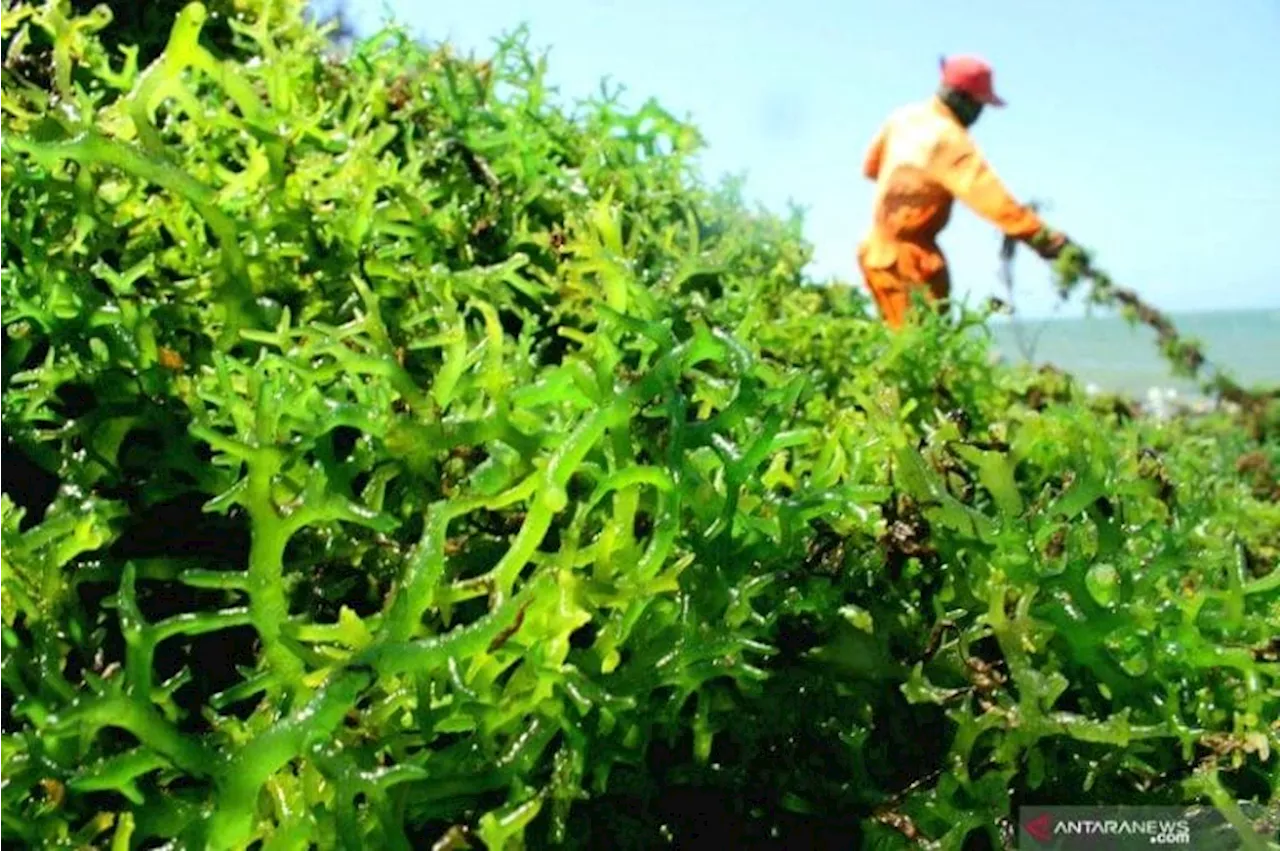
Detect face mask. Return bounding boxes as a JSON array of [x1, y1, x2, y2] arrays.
[[956, 99, 984, 127], [940, 88, 984, 127]]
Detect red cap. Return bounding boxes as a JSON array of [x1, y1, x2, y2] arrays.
[[939, 55, 1005, 107]]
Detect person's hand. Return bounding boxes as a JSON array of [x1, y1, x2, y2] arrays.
[[1028, 228, 1069, 260]]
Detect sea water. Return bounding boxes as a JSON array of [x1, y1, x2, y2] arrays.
[[983, 308, 1280, 400]]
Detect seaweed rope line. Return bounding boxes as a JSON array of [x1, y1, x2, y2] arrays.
[[999, 221, 1270, 416]]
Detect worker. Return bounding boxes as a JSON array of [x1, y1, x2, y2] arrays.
[[858, 55, 1070, 329]]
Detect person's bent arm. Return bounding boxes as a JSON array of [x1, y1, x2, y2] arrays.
[[932, 132, 1043, 239]]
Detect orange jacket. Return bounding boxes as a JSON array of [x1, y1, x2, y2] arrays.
[[859, 96, 1044, 280]]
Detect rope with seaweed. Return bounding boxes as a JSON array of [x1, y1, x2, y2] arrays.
[[999, 224, 1278, 429]]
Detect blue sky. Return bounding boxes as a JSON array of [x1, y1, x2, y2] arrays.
[[340, 0, 1280, 319]]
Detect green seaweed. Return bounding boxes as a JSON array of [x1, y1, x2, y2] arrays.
[[2, 2, 1278, 849]]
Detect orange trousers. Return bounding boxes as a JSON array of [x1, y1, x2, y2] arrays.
[[857, 242, 951, 330]]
